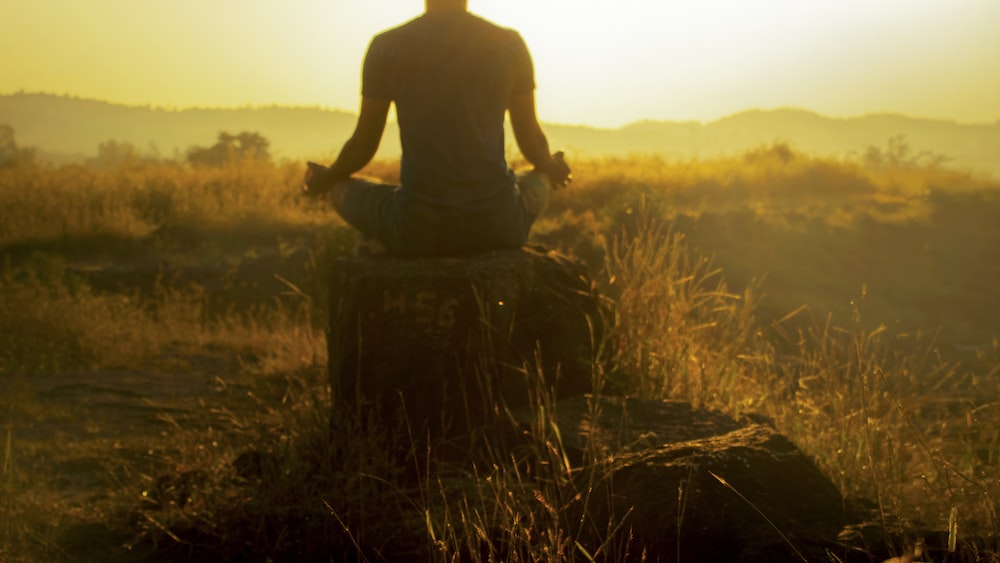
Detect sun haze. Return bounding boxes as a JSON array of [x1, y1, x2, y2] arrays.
[[1, 0, 997, 126]]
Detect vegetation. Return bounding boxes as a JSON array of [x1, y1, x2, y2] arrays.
[[5, 93, 1000, 176], [187, 132, 272, 168], [0, 124, 38, 169], [1, 136, 998, 561]]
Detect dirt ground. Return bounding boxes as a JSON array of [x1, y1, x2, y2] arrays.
[[3, 344, 301, 560]]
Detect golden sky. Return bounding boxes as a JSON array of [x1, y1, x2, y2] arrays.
[[2, 0, 998, 127]]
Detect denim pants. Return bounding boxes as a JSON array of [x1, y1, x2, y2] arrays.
[[333, 171, 552, 258]]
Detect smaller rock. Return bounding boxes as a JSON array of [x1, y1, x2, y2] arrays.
[[531, 395, 850, 562]]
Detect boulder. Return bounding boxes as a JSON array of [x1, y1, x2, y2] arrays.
[[327, 247, 606, 438], [540, 395, 852, 562]]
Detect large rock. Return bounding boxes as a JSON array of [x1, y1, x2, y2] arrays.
[[538, 396, 852, 562], [328, 247, 605, 438]]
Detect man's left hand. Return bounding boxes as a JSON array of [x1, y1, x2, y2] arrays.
[[547, 151, 573, 189], [301, 161, 331, 196]]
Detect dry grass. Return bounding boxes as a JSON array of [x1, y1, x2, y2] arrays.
[[1, 145, 999, 560], [606, 204, 1000, 540], [0, 159, 327, 246]]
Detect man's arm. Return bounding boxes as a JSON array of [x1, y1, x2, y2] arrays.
[[321, 96, 392, 187], [509, 92, 571, 187]]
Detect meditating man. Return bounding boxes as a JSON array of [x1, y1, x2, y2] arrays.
[[303, 0, 571, 257]]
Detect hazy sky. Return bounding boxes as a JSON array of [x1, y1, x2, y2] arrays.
[[2, 0, 998, 127]]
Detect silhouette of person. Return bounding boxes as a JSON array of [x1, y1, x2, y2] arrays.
[[304, 0, 571, 257]]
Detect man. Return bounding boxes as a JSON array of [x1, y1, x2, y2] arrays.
[[304, 0, 571, 257]]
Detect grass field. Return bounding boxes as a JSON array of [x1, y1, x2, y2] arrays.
[[1, 143, 998, 561]]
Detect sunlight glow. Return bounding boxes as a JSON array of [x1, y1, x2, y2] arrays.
[[1, 0, 997, 126], [473, 0, 1000, 124]]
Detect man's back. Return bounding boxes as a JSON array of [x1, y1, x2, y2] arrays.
[[309, 1, 569, 258], [363, 13, 535, 211]]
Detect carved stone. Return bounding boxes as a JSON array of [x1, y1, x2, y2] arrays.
[[328, 247, 605, 438]]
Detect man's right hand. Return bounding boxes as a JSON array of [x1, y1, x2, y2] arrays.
[[545, 151, 573, 189]]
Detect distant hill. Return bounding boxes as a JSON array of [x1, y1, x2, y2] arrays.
[[2, 93, 998, 176], [545, 109, 1000, 176], [0, 93, 366, 163]]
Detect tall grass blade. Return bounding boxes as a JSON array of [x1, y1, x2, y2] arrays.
[[2, 427, 10, 477], [947, 506, 958, 553], [575, 540, 597, 562], [709, 471, 809, 563]]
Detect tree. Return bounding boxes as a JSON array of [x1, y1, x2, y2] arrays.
[[88, 140, 140, 170], [187, 131, 271, 167], [0, 124, 38, 168], [0, 125, 18, 167], [862, 135, 949, 170]]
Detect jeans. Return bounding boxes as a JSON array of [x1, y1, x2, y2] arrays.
[[333, 171, 552, 258]]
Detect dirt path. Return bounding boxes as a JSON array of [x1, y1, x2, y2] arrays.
[[3, 350, 296, 538]]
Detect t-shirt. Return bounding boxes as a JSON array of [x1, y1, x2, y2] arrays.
[[362, 12, 535, 212]]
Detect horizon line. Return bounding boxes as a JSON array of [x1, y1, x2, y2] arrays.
[[3, 90, 998, 129]]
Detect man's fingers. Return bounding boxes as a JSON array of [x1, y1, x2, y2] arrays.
[[557, 155, 572, 188]]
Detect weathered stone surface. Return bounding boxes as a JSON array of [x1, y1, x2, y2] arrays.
[[541, 395, 851, 562], [328, 247, 605, 436], [520, 394, 753, 462]]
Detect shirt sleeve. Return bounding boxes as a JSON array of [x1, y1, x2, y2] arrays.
[[510, 31, 535, 96], [361, 35, 392, 100]]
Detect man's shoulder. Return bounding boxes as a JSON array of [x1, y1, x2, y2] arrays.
[[466, 13, 525, 44], [371, 16, 418, 44], [375, 13, 522, 44], [467, 13, 518, 32]]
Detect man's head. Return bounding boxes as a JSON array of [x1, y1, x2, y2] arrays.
[[425, 0, 467, 12]]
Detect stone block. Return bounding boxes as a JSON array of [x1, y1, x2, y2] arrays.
[[328, 247, 605, 437]]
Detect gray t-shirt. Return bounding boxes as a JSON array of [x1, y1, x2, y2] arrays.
[[362, 12, 535, 212]]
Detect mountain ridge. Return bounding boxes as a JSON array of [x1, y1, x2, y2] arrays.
[[2, 93, 997, 175]]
